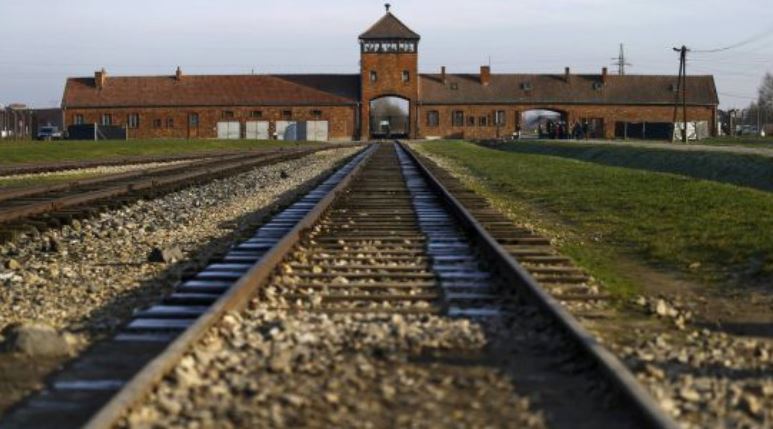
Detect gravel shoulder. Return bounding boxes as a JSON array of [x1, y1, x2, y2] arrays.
[[0, 146, 361, 415], [414, 146, 773, 429]]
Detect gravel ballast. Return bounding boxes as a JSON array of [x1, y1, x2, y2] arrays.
[[125, 308, 551, 429], [0, 146, 361, 412], [416, 146, 773, 429]]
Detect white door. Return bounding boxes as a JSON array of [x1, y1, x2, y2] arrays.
[[217, 121, 240, 139], [275, 121, 298, 141], [307, 120, 329, 142], [245, 121, 269, 139]]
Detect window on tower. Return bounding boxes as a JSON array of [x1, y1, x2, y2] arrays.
[[370, 71, 378, 82], [402, 70, 410, 82]]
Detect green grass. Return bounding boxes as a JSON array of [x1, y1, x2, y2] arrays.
[[700, 136, 773, 149], [416, 140, 773, 297], [0, 139, 322, 165], [482, 141, 773, 192]]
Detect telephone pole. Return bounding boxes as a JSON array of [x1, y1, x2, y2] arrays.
[[672, 45, 690, 143], [611, 44, 632, 76]]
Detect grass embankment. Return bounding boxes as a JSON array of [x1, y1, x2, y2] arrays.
[[700, 136, 773, 150], [416, 141, 773, 297], [0, 139, 321, 165], [485, 141, 773, 192]]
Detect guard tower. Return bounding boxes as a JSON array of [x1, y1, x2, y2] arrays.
[[359, 4, 420, 140]]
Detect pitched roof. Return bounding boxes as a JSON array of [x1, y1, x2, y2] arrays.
[[62, 74, 360, 108], [420, 73, 719, 106], [359, 12, 420, 40]]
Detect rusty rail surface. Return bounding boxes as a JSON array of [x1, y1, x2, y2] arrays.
[[0, 144, 359, 228], [0, 148, 303, 177]]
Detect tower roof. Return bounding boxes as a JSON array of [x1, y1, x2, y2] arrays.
[[359, 7, 420, 40]]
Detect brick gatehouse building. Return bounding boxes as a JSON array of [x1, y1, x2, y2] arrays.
[[61, 6, 719, 141]]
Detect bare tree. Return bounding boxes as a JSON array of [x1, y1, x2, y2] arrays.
[[758, 72, 773, 109]]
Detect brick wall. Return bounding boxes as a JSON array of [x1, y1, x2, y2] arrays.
[[63, 105, 358, 140], [360, 52, 419, 139], [417, 103, 716, 140]]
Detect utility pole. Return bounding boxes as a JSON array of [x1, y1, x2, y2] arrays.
[[611, 44, 632, 76], [673, 45, 690, 143]]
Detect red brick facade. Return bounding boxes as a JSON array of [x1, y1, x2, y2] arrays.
[[64, 105, 357, 140], [360, 51, 419, 139], [417, 104, 717, 140], [61, 8, 719, 141]]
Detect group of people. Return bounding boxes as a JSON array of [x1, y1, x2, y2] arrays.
[[538, 120, 591, 140]]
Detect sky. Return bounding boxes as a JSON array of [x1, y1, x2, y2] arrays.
[[1, 0, 772, 109]]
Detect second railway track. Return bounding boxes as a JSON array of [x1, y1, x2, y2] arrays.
[[0, 145, 355, 240], [0, 142, 677, 429]]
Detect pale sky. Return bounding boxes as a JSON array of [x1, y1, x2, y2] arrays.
[[1, 0, 771, 109]]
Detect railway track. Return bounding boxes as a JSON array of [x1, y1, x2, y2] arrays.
[[0, 145, 355, 241], [0, 149, 284, 177], [0, 142, 677, 428]]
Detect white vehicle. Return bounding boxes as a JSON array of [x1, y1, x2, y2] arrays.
[[37, 125, 63, 140]]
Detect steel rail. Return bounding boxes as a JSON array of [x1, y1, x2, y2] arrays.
[[0, 152, 265, 202], [399, 142, 679, 429], [0, 144, 358, 226], [0, 148, 292, 177], [80, 144, 377, 429]]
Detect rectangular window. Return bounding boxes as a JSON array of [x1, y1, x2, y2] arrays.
[[451, 111, 464, 127], [250, 111, 262, 119], [495, 111, 506, 126], [312, 110, 322, 119], [370, 71, 378, 82], [100, 114, 112, 126], [189, 113, 199, 127], [282, 110, 292, 119], [74, 114, 84, 125], [127, 114, 139, 129], [153, 119, 162, 129], [167, 118, 174, 129], [402, 70, 410, 82], [222, 111, 234, 119], [467, 116, 475, 126], [427, 111, 439, 127], [479, 116, 488, 127]]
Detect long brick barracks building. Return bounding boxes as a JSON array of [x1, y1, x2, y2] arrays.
[[61, 7, 719, 141]]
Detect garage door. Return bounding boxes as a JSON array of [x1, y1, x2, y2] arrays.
[[245, 121, 269, 140], [306, 121, 329, 142], [276, 121, 298, 141], [217, 121, 240, 139]]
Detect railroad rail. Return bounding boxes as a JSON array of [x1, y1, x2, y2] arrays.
[[0, 144, 357, 240], [0, 149, 289, 177], [0, 142, 678, 429]]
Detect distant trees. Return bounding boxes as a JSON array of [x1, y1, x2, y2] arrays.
[[758, 72, 773, 110]]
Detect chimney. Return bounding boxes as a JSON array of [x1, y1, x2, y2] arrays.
[[564, 67, 571, 82], [95, 68, 107, 90], [175, 66, 183, 81], [480, 65, 491, 86], [441, 66, 447, 84], [602, 67, 608, 84]]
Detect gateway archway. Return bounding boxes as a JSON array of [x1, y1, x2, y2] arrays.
[[369, 96, 410, 138], [520, 109, 567, 139]]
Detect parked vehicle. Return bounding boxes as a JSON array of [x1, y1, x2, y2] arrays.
[[37, 125, 63, 140]]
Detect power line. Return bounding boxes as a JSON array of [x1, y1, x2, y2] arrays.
[[692, 26, 773, 53]]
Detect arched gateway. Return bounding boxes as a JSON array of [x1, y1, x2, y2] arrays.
[[359, 5, 420, 140]]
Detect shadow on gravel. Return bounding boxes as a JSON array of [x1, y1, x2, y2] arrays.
[[409, 313, 647, 429], [0, 153, 356, 419], [480, 142, 773, 193], [694, 321, 773, 339]]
